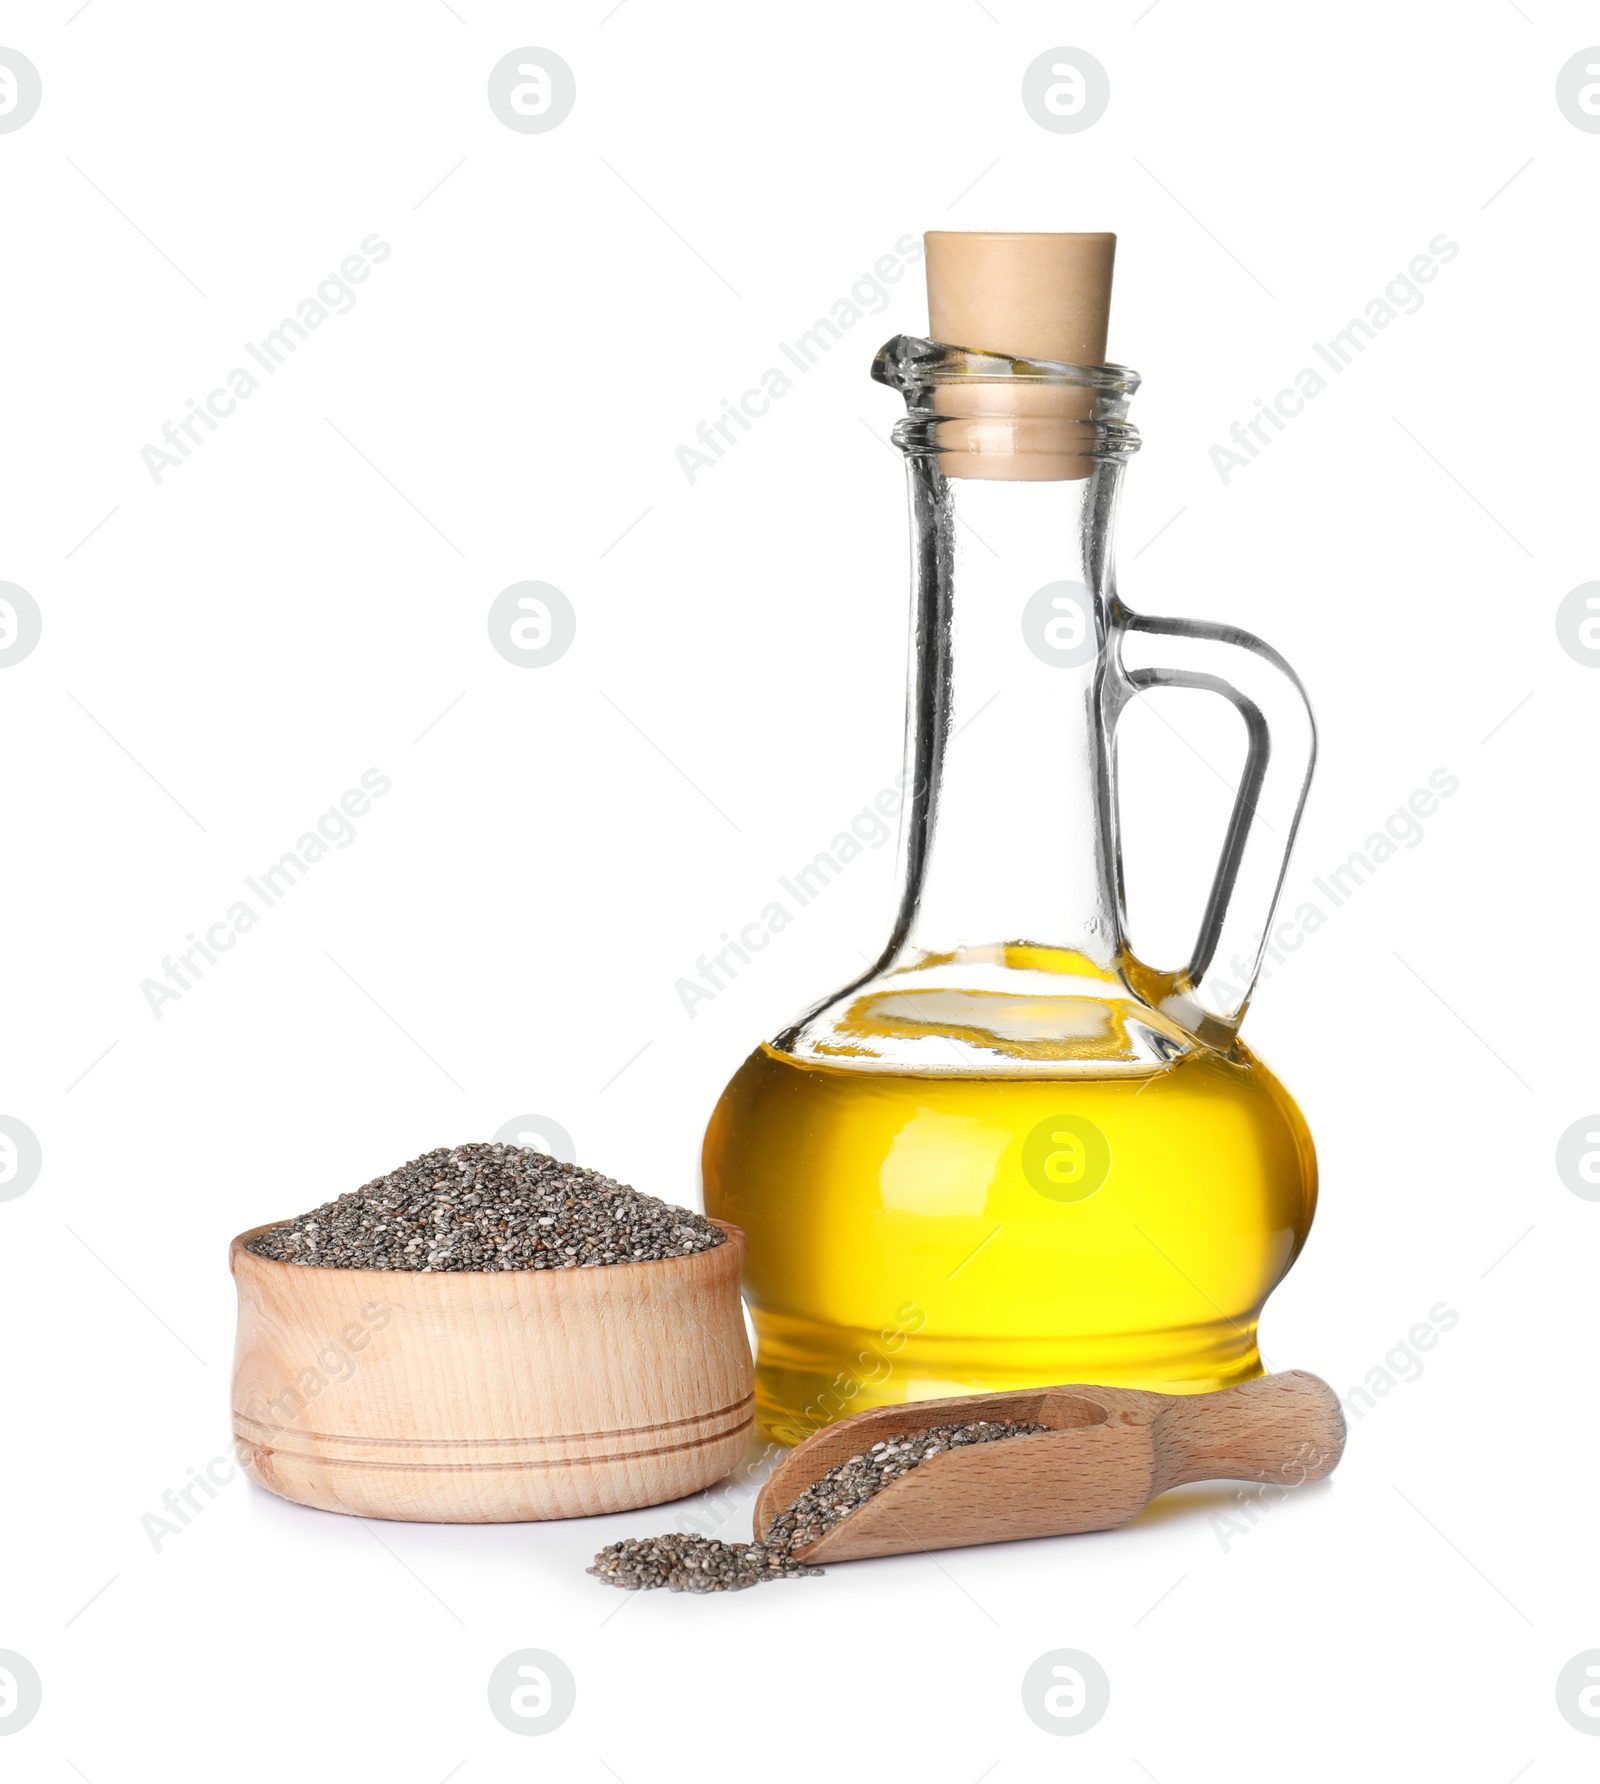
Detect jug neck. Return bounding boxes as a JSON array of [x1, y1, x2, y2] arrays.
[[868, 336, 1142, 986], [885, 454, 1130, 979]]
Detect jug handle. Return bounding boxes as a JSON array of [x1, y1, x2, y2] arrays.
[[1105, 604, 1317, 1049]]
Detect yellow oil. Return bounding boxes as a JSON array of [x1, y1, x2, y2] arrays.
[[703, 1035, 1315, 1445]]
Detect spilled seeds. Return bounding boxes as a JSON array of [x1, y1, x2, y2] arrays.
[[246, 1142, 725, 1272], [589, 1419, 1050, 1593], [585, 1533, 821, 1593]]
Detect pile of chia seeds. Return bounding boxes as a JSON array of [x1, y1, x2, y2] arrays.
[[589, 1419, 1049, 1593], [585, 1532, 822, 1593], [245, 1142, 725, 1273]]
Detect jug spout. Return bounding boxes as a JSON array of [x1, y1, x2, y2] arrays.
[[871, 332, 1140, 484]]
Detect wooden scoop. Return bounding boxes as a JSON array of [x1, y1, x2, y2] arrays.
[[753, 1372, 1345, 1564]]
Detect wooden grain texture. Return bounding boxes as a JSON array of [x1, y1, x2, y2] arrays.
[[229, 1219, 753, 1523], [753, 1371, 1344, 1563]]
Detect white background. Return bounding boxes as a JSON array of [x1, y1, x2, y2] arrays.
[[2, 3, 1595, 1777]]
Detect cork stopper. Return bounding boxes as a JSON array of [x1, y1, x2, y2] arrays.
[[923, 231, 1117, 481], [926, 231, 1115, 364]]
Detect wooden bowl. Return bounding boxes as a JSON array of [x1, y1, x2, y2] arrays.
[[228, 1218, 753, 1523]]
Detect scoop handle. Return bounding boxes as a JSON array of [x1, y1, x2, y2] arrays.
[[1150, 1370, 1346, 1493]]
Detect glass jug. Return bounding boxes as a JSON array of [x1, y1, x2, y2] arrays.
[[702, 327, 1318, 1446]]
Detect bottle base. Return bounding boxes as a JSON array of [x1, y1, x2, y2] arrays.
[[750, 1309, 1267, 1446]]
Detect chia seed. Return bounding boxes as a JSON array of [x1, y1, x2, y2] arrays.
[[245, 1143, 725, 1273], [588, 1418, 1049, 1593]]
